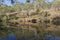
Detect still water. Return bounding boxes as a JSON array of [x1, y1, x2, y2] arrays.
[[0, 33, 60, 40]]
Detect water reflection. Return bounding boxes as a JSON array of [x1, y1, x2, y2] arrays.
[[0, 19, 60, 40], [45, 35, 60, 40], [0, 33, 60, 40], [0, 38, 4, 40], [23, 35, 28, 40], [7, 33, 17, 40]]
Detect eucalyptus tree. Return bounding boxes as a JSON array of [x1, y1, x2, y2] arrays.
[[10, 0, 19, 5], [10, 0, 15, 4], [37, 0, 45, 7], [51, 0, 60, 10], [26, 0, 30, 3], [0, 0, 4, 4]]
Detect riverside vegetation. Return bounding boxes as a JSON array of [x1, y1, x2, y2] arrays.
[[0, 0, 60, 40]]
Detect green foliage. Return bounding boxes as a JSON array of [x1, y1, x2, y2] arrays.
[[10, 0, 15, 4], [26, 0, 30, 3]]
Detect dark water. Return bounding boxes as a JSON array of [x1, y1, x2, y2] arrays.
[[0, 33, 60, 40]]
